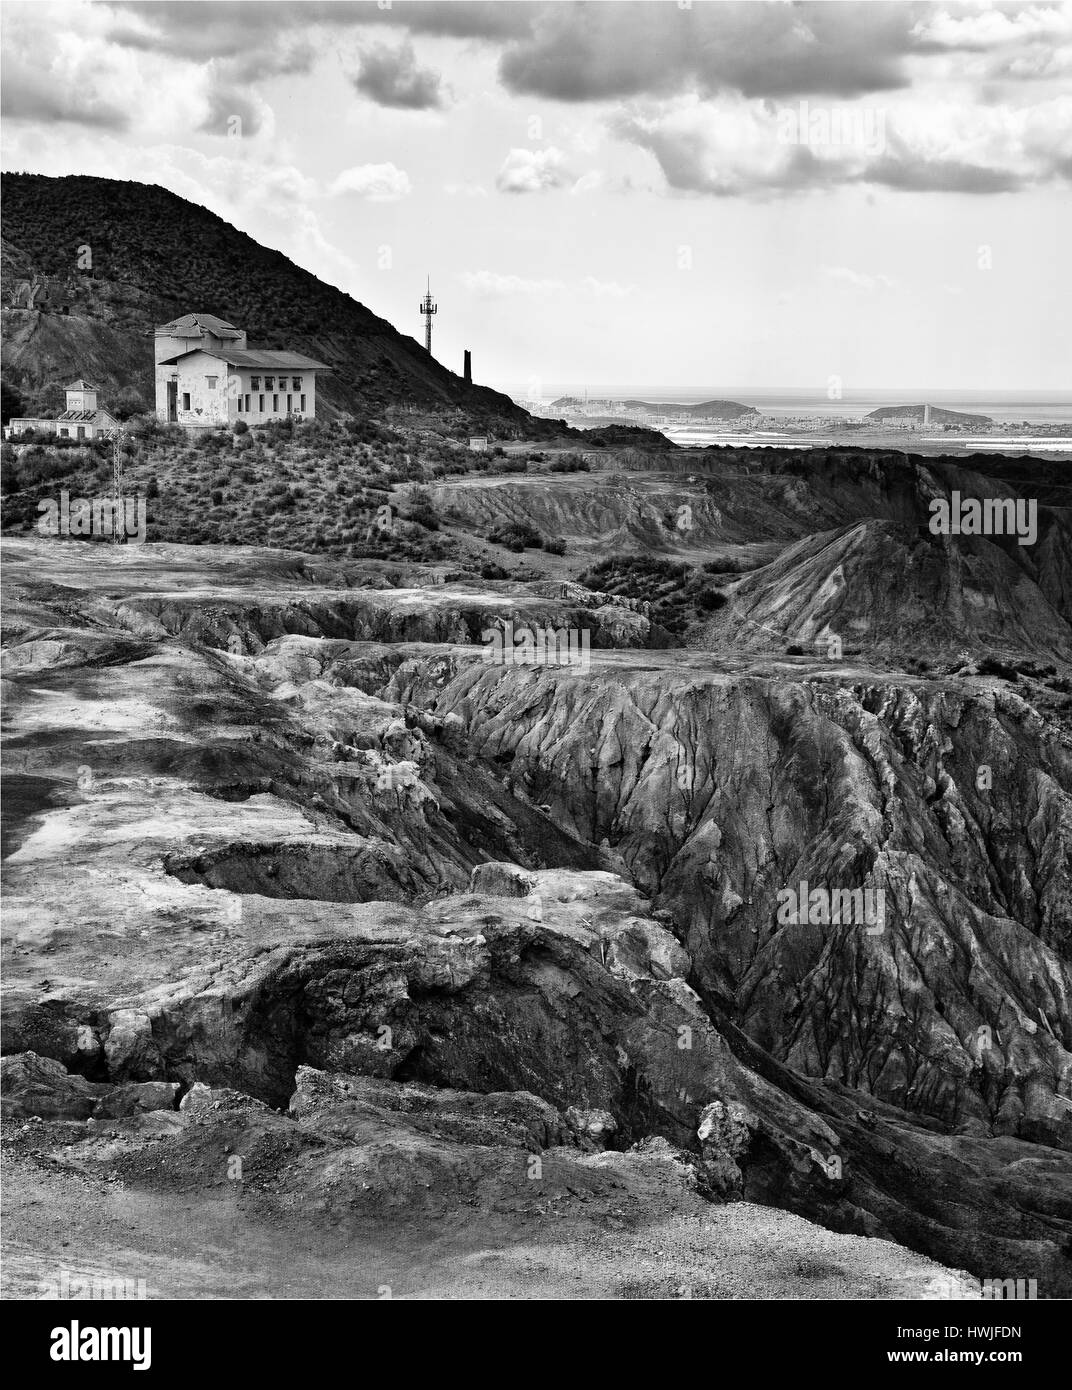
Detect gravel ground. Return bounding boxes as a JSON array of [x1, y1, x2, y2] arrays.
[[3, 1149, 977, 1301]]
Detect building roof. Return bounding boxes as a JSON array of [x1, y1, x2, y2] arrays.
[[64, 379, 97, 391], [58, 409, 115, 423], [155, 313, 244, 339], [158, 348, 331, 370]]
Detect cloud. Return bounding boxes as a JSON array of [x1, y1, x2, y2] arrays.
[[913, 4, 1072, 54], [822, 267, 896, 292], [98, 1, 1072, 108], [611, 98, 828, 197], [581, 276, 633, 297], [570, 171, 604, 195], [496, 146, 571, 193], [0, 64, 129, 130], [329, 163, 412, 201], [104, 0, 538, 54], [197, 86, 270, 139], [611, 91, 1072, 197], [352, 39, 446, 110], [497, 2, 920, 103], [359, 0, 538, 41], [1, 3, 278, 142], [459, 270, 564, 298]]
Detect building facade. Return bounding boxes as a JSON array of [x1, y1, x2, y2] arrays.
[[5, 380, 118, 441], [154, 313, 329, 428]]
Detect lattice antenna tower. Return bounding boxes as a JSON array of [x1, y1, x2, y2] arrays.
[[419, 276, 437, 355]]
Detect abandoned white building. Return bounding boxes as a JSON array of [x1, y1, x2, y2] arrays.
[[4, 380, 118, 441], [154, 313, 329, 429]]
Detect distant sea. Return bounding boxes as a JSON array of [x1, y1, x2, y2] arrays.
[[521, 387, 1072, 427]]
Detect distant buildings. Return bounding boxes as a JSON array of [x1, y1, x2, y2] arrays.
[[154, 313, 329, 429], [5, 380, 118, 441], [469, 435, 489, 452]]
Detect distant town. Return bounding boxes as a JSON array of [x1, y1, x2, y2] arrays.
[[513, 394, 1072, 453]]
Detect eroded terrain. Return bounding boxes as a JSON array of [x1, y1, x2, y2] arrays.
[[3, 503, 1070, 1297]]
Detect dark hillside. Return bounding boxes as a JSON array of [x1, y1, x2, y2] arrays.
[[0, 173, 537, 431]]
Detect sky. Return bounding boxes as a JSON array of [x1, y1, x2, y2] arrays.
[[2, 0, 1071, 395]]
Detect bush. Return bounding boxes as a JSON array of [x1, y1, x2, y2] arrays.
[[405, 504, 440, 531], [233, 419, 249, 435], [487, 520, 543, 551], [696, 587, 727, 611], [544, 536, 566, 556]]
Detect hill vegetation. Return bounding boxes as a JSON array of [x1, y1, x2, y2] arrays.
[[0, 173, 542, 432]]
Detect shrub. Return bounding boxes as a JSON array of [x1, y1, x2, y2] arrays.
[[233, 419, 249, 435], [487, 520, 543, 551]]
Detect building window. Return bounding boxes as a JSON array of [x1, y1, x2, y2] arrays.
[[251, 376, 260, 390], [206, 376, 217, 389], [300, 394, 306, 413], [286, 394, 292, 413], [258, 395, 265, 413], [182, 392, 191, 411], [264, 376, 274, 390], [59, 428, 69, 437], [292, 376, 302, 390], [245, 394, 251, 413]]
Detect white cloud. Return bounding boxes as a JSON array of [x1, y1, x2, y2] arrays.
[[822, 266, 896, 292], [495, 146, 572, 193], [570, 170, 604, 195], [913, 6, 1072, 53], [459, 270, 565, 298], [581, 276, 633, 297], [612, 90, 1072, 197], [329, 163, 413, 202]]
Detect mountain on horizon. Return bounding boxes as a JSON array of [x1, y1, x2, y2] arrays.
[[867, 403, 992, 426], [550, 395, 756, 418], [0, 173, 534, 430]]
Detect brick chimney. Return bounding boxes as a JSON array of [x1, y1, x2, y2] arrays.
[[463, 349, 472, 384]]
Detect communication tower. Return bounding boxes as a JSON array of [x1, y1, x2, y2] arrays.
[[419, 277, 437, 355]]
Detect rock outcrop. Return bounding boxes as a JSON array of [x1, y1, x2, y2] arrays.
[[2, 531, 1070, 1296]]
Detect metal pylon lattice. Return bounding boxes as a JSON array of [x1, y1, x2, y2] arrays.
[[419, 276, 437, 355]]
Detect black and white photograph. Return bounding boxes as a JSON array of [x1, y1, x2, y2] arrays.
[[1, 0, 1071, 1337]]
